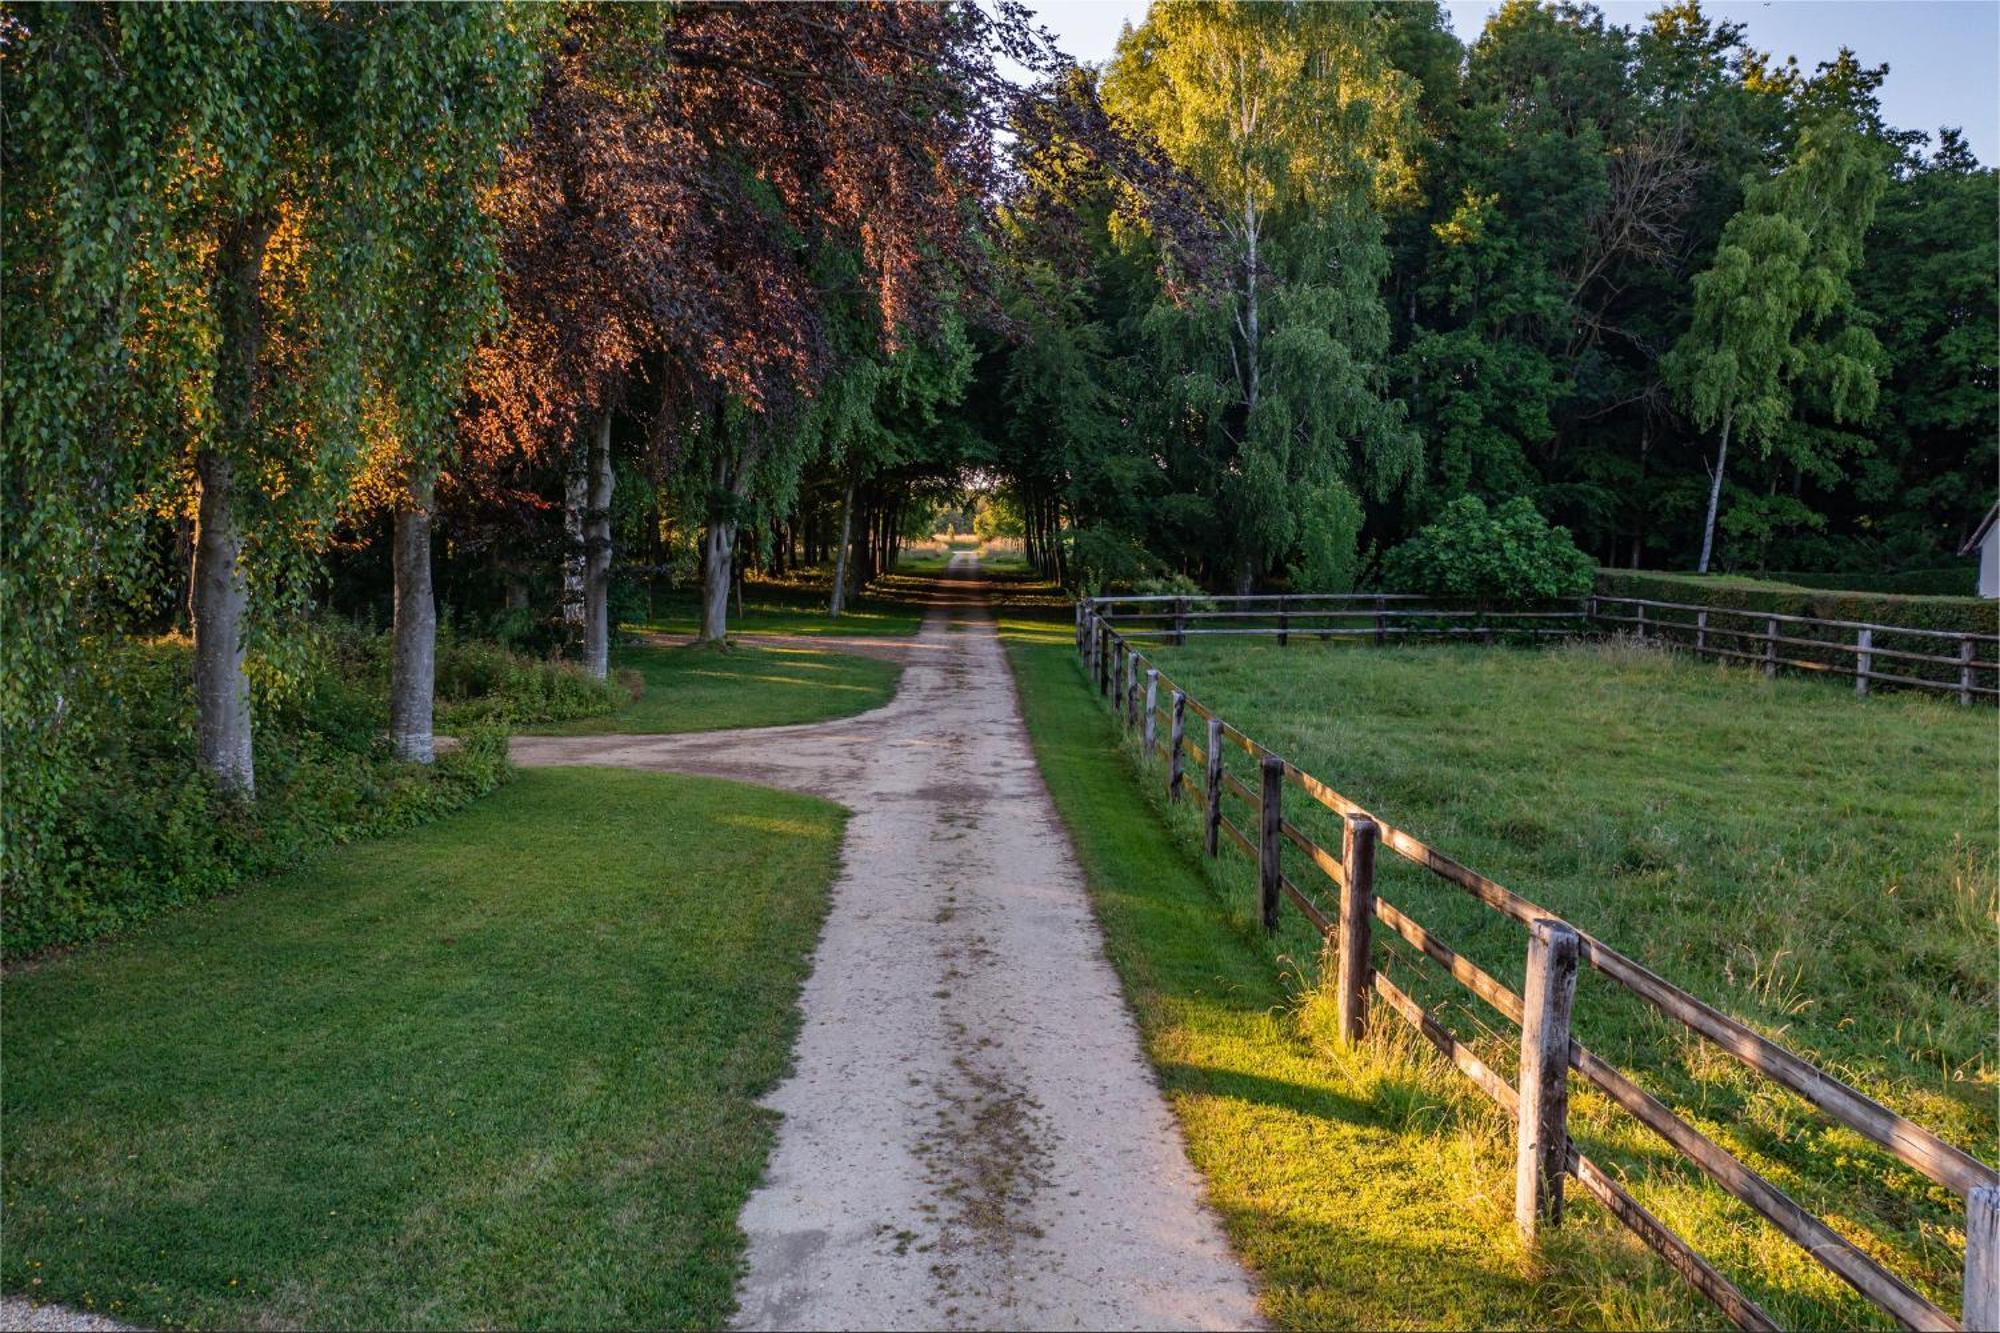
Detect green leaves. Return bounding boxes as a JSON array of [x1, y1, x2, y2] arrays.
[[1380, 495, 1595, 603]]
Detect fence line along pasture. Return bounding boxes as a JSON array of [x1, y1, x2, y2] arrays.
[[1074, 602, 1999, 1332], [1078, 592, 2000, 703]]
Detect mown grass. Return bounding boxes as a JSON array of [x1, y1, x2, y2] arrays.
[[636, 570, 923, 638], [521, 639, 899, 735], [1050, 621, 1996, 1327], [1000, 611, 1708, 1329], [1, 767, 847, 1330]]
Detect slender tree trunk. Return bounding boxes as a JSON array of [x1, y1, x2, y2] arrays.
[[1696, 411, 1732, 574], [389, 470, 439, 763], [829, 473, 856, 617], [192, 447, 255, 795], [191, 213, 273, 798], [561, 426, 588, 636], [582, 408, 614, 678]]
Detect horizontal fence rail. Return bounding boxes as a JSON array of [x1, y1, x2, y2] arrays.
[[1076, 592, 2000, 704], [1074, 602, 1999, 1331]]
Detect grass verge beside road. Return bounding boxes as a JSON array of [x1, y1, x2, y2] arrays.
[[1, 767, 846, 1330], [1000, 611, 1706, 1329], [523, 640, 900, 735]]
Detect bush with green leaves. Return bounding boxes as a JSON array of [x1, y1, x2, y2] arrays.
[[1380, 497, 1595, 604], [2, 624, 630, 958]]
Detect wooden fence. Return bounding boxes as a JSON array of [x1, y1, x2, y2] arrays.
[[1075, 605, 1999, 1331], [1078, 592, 2000, 704]]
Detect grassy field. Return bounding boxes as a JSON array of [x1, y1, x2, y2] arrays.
[[522, 639, 899, 735], [1033, 617, 1995, 1327], [637, 570, 923, 638], [1, 767, 846, 1330]]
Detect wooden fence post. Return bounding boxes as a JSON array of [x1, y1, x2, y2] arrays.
[[1968, 1185, 1999, 1332], [1098, 627, 1110, 697], [1075, 599, 1084, 652], [1336, 814, 1377, 1044], [1855, 628, 1872, 697], [1174, 596, 1187, 647], [1168, 691, 1187, 801], [1374, 596, 1387, 647], [1278, 595, 1290, 647], [1127, 653, 1141, 729], [1259, 756, 1283, 932], [1112, 639, 1125, 707], [1961, 637, 1976, 706], [1764, 618, 1779, 679], [1636, 603, 1646, 642], [1203, 717, 1224, 857], [1144, 669, 1159, 753], [1695, 609, 1708, 656], [1516, 918, 1581, 1241]]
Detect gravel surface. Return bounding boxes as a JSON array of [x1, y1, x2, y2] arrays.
[[514, 555, 1262, 1331], [0, 1297, 137, 1331]]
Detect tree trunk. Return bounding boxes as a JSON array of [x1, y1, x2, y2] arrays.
[[582, 407, 614, 678], [699, 516, 735, 642], [192, 447, 255, 796], [829, 473, 856, 617], [1696, 411, 1732, 574], [389, 471, 439, 763], [561, 428, 588, 635], [191, 213, 273, 798]]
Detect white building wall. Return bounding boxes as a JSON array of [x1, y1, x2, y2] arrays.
[[1980, 527, 1999, 599]]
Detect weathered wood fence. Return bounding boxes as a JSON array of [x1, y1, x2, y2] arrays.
[[1075, 603, 1999, 1331], [1078, 592, 2000, 703]]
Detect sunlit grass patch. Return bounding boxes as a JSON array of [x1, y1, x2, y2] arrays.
[[1035, 626, 1995, 1327], [524, 640, 899, 735]]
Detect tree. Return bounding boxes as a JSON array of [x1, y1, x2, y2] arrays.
[[1103, 0, 1421, 592], [4, 4, 537, 799], [1664, 112, 1887, 572]]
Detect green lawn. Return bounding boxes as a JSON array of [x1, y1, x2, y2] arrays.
[[1, 767, 846, 1330], [1027, 619, 1996, 1328], [523, 640, 899, 735], [636, 572, 923, 638]]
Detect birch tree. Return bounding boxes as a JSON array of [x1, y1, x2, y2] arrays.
[[1664, 114, 1887, 572]]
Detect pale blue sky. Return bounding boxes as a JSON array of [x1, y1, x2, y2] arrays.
[[1023, 0, 2000, 162]]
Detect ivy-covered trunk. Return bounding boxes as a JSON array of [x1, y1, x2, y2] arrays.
[[389, 471, 437, 763], [582, 408, 614, 679], [191, 213, 273, 798]]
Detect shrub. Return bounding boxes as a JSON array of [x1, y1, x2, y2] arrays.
[[1381, 497, 1595, 604], [1, 621, 623, 958]]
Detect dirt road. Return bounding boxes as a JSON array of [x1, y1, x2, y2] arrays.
[[514, 555, 1259, 1331]]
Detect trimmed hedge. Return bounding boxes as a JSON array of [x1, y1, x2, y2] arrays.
[[1593, 570, 1996, 635], [1592, 570, 1995, 697], [1764, 568, 1977, 598]]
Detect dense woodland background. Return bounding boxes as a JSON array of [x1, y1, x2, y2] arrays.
[[3, 0, 1995, 944]]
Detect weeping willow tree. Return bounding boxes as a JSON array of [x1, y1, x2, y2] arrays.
[[1103, 0, 1422, 592]]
